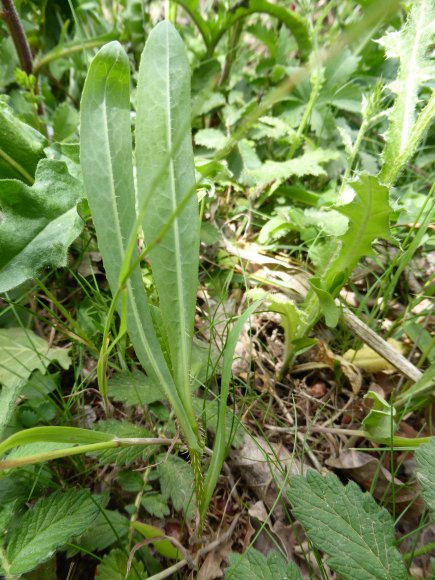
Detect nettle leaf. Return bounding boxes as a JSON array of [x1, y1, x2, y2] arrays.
[[71, 509, 130, 553], [5, 489, 103, 575], [379, 0, 435, 181], [415, 438, 435, 514], [0, 99, 47, 182], [250, 148, 339, 185], [323, 175, 392, 290], [108, 370, 163, 407], [95, 548, 146, 580], [286, 472, 407, 580], [156, 454, 196, 519], [0, 158, 84, 292], [226, 548, 301, 579], [93, 420, 151, 466], [141, 492, 170, 518]]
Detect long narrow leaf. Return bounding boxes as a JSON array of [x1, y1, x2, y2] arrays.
[[136, 23, 200, 419], [80, 41, 199, 452]]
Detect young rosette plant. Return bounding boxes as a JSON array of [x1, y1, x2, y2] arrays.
[[0, 21, 255, 525]]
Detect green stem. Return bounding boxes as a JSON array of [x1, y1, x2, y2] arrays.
[[379, 90, 435, 186], [171, 0, 211, 50], [403, 541, 435, 562]]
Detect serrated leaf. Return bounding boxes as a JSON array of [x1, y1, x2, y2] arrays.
[[136, 22, 200, 415], [226, 548, 301, 579], [72, 509, 130, 553], [195, 128, 227, 149], [286, 471, 407, 580], [95, 548, 146, 580], [250, 149, 339, 185], [108, 370, 163, 407], [0, 99, 47, 182], [323, 175, 392, 290], [156, 454, 196, 519], [141, 492, 170, 518], [5, 489, 103, 575], [93, 420, 151, 466], [415, 438, 435, 514], [0, 159, 84, 292], [379, 0, 435, 180]]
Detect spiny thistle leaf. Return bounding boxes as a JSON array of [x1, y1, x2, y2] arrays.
[[379, 0, 435, 182]]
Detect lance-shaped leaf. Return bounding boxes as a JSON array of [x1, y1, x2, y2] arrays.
[[0, 159, 84, 293], [415, 437, 435, 514], [80, 41, 199, 452], [323, 175, 392, 291], [136, 22, 199, 412]]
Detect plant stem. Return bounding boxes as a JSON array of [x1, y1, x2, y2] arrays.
[[403, 541, 435, 562], [0, 0, 33, 74]]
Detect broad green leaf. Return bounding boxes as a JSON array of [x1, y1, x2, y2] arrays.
[[80, 40, 199, 452], [308, 278, 339, 328], [250, 148, 339, 185], [379, 0, 435, 185], [108, 370, 163, 407], [323, 175, 392, 291], [141, 492, 170, 518], [52, 102, 79, 141], [93, 420, 151, 466], [0, 99, 46, 182], [362, 391, 398, 441], [286, 472, 408, 580], [415, 438, 435, 514], [0, 328, 71, 439], [0, 159, 84, 292], [5, 489, 103, 575], [226, 548, 301, 579], [71, 509, 130, 553], [156, 454, 196, 519], [136, 22, 199, 414], [95, 548, 146, 580], [132, 521, 181, 560]]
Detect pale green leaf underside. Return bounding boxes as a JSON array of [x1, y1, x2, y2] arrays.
[[6, 489, 103, 575], [415, 437, 435, 514], [286, 472, 407, 580], [0, 159, 84, 292], [136, 21, 199, 406]]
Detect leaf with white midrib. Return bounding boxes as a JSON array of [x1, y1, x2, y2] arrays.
[[136, 22, 199, 411], [80, 41, 198, 450]]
